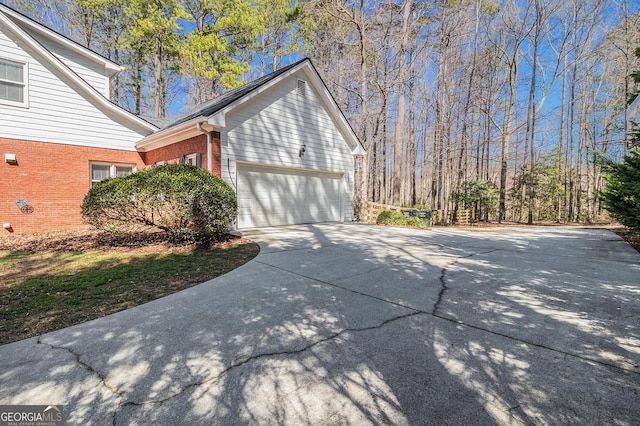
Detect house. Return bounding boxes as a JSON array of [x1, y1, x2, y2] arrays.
[[0, 3, 157, 233], [0, 3, 364, 234], [137, 59, 365, 228]]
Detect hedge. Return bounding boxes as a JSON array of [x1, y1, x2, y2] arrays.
[[82, 164, 237, 240]]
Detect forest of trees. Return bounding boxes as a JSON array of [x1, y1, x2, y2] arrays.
[[5, 0, 640, 224]]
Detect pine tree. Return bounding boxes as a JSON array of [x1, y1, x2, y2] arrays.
[[601, 148, 640, 232], [180, 0, 261, 106]]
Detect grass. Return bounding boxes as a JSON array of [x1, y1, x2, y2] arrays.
[[0, 235, 259, 345]]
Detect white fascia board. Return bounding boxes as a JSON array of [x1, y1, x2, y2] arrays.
[[211, 62, 310, 121], [0, 10, 156, 134], [136, 117, 221, 151], [351, 144, 367, 156], [0, 4, 122, 76]]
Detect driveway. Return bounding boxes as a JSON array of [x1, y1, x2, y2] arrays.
[[0, 223, 638, 425]]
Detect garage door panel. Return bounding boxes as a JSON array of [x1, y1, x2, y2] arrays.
[[237, 165, 342, 228]]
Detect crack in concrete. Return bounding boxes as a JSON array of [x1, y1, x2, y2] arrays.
[[433, 267, 448, 316], [432, 250, 498, 316], [36, 337, 124, 425], [432, 312, 640, 375], [254, 259, 422, 314], [261, 248, 638, 376], [33, 239, 637, 424], [429, 248, 639, 375], [112, 311, 424, 417]]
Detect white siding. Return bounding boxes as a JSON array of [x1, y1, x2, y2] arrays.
[[221, 69, 356, 222], [0, 26, 148, 150], [36, 35, 110, 97]]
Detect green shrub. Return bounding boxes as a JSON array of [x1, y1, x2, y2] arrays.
[[376, 210, 406, 225], [376, 210, 427, 228], [404, 217, 427, 228], [82, 164, 237, 240]]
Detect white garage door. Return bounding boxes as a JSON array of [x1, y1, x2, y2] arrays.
[[237, 164, 343, 228]]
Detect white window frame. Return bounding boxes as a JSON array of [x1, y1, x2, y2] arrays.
[[90, 162, 136, 186], [0, 58, 28, 108], [185, 153, 198, 166]]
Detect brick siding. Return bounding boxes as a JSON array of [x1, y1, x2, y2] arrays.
[[1, 134, 224, 234], [142, 133, 221, 177], [0, 138, 145, 234]]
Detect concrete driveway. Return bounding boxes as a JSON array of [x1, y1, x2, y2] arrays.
[[1, 223, 638, 425]]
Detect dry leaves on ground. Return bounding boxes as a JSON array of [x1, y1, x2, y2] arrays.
[[0, 228, 246, 254]]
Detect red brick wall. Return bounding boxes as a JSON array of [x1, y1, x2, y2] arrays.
[[0, 138, 145, 234], [1, 133, 223, 234], [142, 133, 221, 177]]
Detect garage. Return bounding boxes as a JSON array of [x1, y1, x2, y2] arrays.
[[137, 59, 365, 230], [237, 164, 343, 228]]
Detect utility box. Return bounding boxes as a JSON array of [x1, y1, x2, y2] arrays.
[[401, 209, 418, 218], [417, 210, 432, 227]]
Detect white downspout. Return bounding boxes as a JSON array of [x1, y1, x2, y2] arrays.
[[197, 121, 213, 174]]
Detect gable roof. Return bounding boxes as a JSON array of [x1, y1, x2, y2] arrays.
[[0, 3, 157, 134], [137, 58, 365, 155], [161, 60, 304, 132]]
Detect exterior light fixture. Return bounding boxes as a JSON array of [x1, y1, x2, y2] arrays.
[[299, 144, 306, 158], [4, 153, 17, 164]]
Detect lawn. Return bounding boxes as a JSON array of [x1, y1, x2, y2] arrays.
[[0, 229, 259, 345]]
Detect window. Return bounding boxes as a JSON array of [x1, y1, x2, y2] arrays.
[[115, 165, 134, 177], [185, 153, 201, 167], [0, 59, 27, 107], [91, 162, 135, 186]]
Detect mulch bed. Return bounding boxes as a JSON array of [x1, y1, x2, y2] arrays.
[[0, 228, 245, 254]]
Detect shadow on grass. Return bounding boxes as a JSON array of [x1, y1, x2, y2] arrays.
[[0, 242, 259, 344]]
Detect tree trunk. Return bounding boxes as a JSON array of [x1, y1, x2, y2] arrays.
[[527, 0, 541, 225], [392, 0, 413, 206], [408, 45, 417, 206], [154, 33, 164, 119]]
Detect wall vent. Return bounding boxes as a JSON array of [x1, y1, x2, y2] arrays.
[[297, 79, 307, 97]]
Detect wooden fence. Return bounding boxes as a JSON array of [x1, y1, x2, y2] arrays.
[[360, 201, 401, 223], [361, 202, 474, 226], [431, 209, 474, 225]]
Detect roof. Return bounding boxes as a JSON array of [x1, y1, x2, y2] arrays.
[[139, 58, 365, 155], [0, 3, 157, 134], [160, 60, 307, 132]]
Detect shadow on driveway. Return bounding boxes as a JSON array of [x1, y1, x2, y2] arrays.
[[0, 223, 638, 425]]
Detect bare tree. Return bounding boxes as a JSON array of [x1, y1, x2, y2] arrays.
[[390, 0, 413, 206]]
